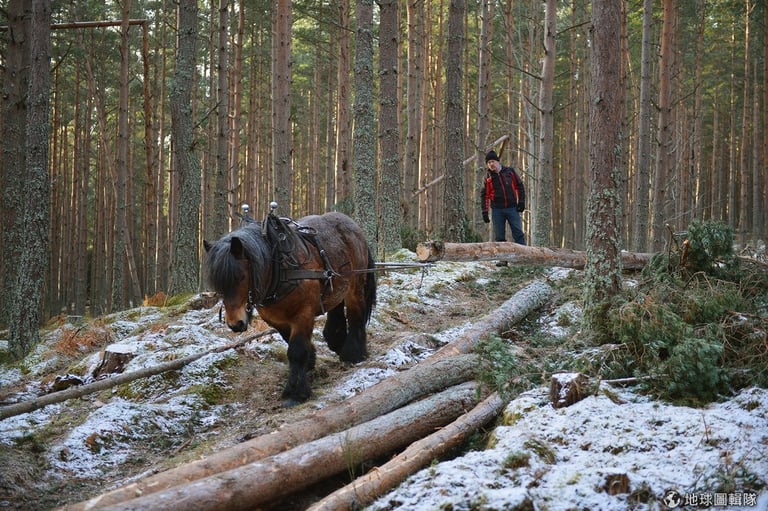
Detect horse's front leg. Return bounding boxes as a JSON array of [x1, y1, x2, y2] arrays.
[[282, 329, 316, 405]]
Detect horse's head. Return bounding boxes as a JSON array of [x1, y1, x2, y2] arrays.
[[204, 227, 267, 332]]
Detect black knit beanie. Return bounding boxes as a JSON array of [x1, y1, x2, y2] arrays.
[[485, 150, 499, 163]]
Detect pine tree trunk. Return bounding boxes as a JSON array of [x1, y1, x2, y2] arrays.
[[404, 0, 424, 228], [7, 0, 51, 358], [633, 0, 653, 252], [1, 0, 30, 330], [353, 0, 377, 252], [533, 0, 556, 247], [443, 0, 466, 242], [272, 0, 292, 213], [651, 0, 676, 251], [584, 0, 625, 331], [378, 0, 402, 255], [169, 0, 202, 295]]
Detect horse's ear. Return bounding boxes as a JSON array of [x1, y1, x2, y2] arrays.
[[230, 237, 245, 258], [203, 240, 213, 253]]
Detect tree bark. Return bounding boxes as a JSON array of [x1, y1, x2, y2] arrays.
[[651, 0, 676, 250], [533, 0, 556, 247], [168, 0, 202, 295], [475, 0, 493, 230], [416, 240, 652, 270], [584, 0, 625, 330], [378, 0, 403, 257], [404, 0, 424, 227], [73, 383, 483, 511], [352, 0, 376, 252], [633, 0, 654, 252], [443, 0, 467, 242], [5, 0, 52, 358], [308, 392, 505, 511], [271, 0, 292, 212]]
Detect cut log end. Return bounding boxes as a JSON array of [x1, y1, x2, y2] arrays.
[[415, 240, 445, 262]]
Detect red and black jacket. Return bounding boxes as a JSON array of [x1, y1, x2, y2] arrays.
[[481, 166, 526, 213]]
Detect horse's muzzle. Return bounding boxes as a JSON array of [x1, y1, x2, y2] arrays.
[[228, 319, 249, 332]]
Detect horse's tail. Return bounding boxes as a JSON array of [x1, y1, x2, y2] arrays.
[[363, 248, 377, 324]]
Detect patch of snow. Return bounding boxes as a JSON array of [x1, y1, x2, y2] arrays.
[[546, 267, 575, 281], [539, 301, 582, 338], [370, 386, 768, 511], [47, 395, 208, 479], [327, 367, 397, 400]]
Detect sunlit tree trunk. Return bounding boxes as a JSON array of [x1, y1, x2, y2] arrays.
[[404, 0, 424, 229], [632, 0, 653, 251], [272, 0, 292, 213], [475, 0, 493, 234], [651, 0, 675, 250], [334, 0, 351, 211], [378, 0, 403, 256]]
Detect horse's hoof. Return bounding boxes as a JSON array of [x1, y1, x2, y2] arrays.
[[282, 398, 302, 408], [281, 386, 311, 406]]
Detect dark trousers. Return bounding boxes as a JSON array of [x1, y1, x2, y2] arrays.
[[491, 207, 526, 245]]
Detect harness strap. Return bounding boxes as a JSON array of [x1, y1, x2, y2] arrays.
[[257, 213, 338, 310]]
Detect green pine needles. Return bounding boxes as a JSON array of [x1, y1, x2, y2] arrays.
[[605, 220, 767, 403]]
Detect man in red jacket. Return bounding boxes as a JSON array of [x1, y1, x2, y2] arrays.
[[480, 150, 527, 253]]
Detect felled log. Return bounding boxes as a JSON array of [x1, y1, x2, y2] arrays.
[[62, 354, 479, 511], [0, 329, 275, 421], [416, 240, 654, 270], [96, 382, 483, 511], [308, 392, 505, 511], [433, 280, 553, 359]]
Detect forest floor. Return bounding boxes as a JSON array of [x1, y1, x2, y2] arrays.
[[0, 255, 548, 510], [1, 251, 766, 510]]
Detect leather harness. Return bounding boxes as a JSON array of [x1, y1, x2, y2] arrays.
[[253, 213, 338, 312]]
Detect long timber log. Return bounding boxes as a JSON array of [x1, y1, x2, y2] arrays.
[[416, 240, 654, 270]]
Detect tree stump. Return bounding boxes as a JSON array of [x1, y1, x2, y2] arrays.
[[549, 372, 590, 408], [603, 473, 630, 495], [92, 344, 136, 379]]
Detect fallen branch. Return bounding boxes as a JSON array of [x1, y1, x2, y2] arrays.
[[0, 329, 276, 421], [416, 240, 653, 270], [99, 382, 483, 511], [308, 391, 505, 511]]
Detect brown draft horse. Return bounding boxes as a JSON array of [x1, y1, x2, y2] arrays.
[[203, 211, 377, 404]]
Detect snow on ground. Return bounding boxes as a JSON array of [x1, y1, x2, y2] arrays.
[[1, 257, 767, 510], [369, 385, 768, 511]]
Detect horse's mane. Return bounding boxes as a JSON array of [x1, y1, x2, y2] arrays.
[[206, 224, 270, 300]]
